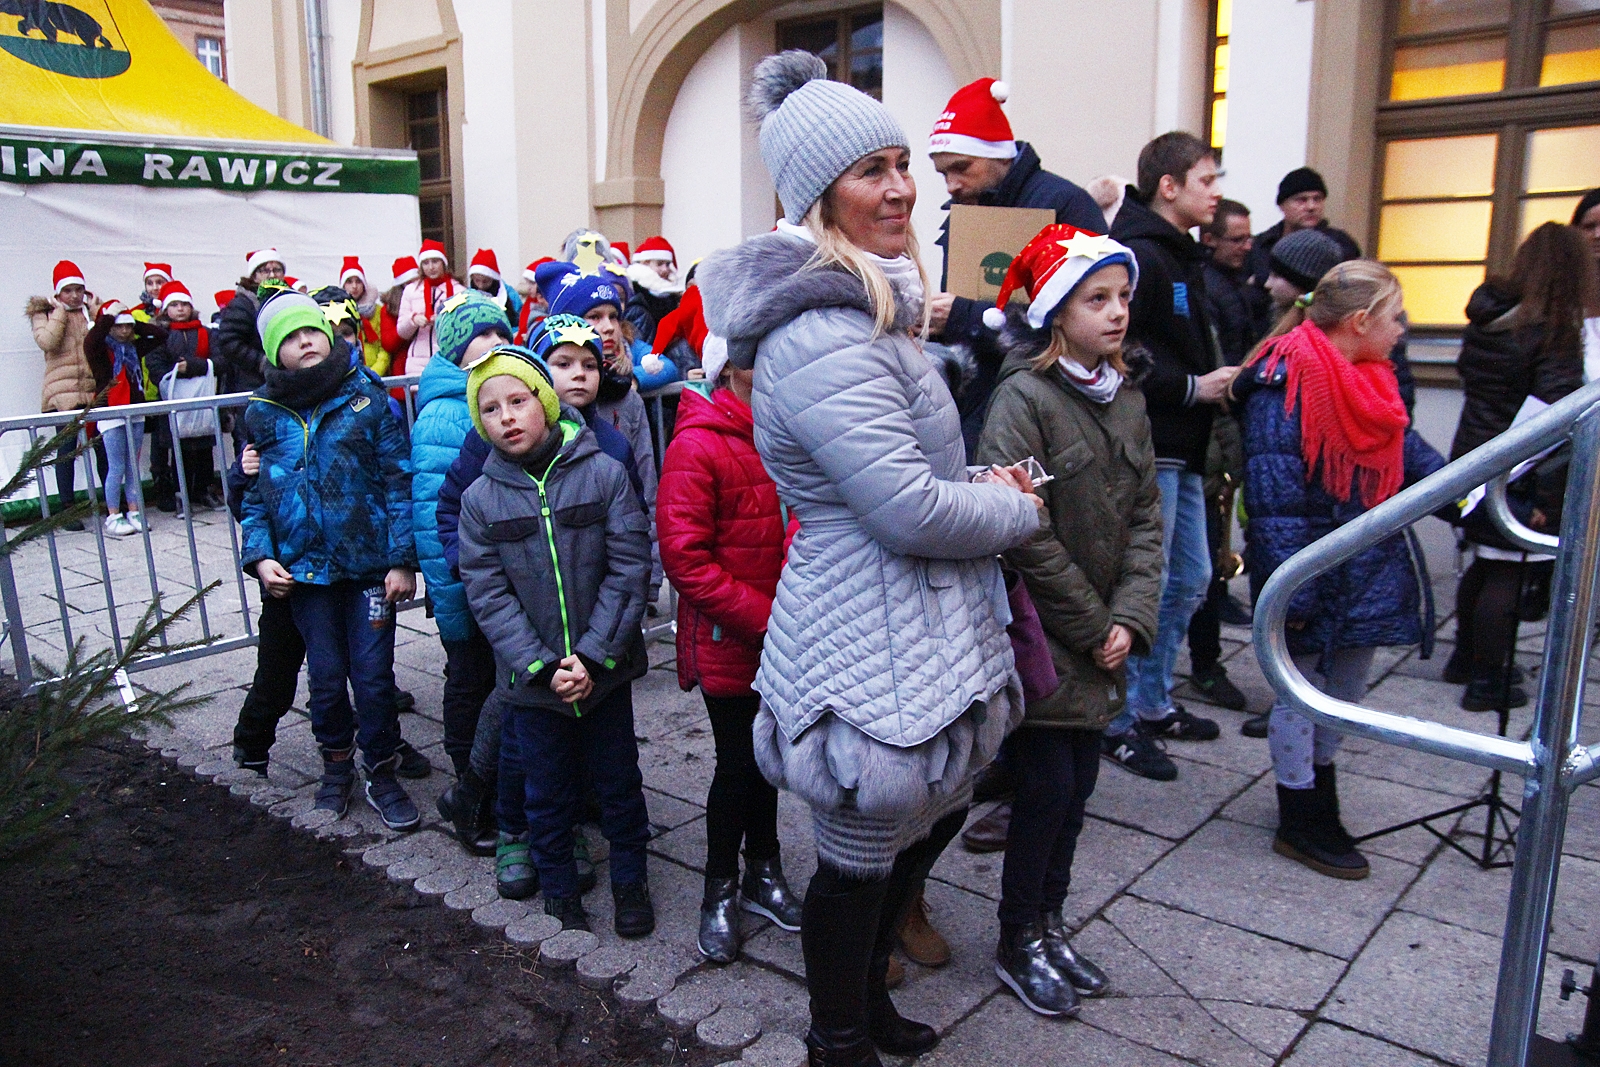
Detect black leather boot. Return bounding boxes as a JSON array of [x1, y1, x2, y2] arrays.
[[802, 868, 889, 1067], [1312, 763, 1359, 853], [699, 876, 741, 965], [1273, 783, 1369, 880], [436, 768, 495, 855], [995, 920, 1079, 1017]]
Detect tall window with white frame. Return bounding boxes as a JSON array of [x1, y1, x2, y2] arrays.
[[196, 35, 223, 80], [1377, 0, 1600, 329]]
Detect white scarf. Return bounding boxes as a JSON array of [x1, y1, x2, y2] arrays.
[[1058, 356, 1123, 404], [777, 219, 925, 321]]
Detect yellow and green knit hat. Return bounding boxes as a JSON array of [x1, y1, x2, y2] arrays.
[[466, 344, 561, 438]]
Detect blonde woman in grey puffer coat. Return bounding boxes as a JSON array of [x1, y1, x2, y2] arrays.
[[697, 52, 1041, 1067]]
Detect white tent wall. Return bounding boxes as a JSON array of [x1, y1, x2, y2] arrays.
[[0, 181, 420, 494]]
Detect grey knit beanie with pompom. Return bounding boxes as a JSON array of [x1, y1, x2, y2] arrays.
[[747, 50, 908, 223]]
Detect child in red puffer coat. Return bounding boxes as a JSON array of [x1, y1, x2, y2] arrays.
[[657, 355, 802, 965]]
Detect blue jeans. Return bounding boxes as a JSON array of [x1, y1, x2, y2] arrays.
[[289, 579, 400, 769], [100, 420, 144, 515], [509, 685, 651, 898], [1112, 468, 1212, 734]]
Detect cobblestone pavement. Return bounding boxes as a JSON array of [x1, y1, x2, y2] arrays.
[[14, 390, 1600, 1066]]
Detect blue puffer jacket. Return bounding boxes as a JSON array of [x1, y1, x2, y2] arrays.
[[1238, 354, 1445, 658], [410, 354, 476, 641], [241, 367, 415, 583]]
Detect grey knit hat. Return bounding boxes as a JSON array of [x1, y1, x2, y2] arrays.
[[747, 51, 908, 223], [1270, 228, 1344, 292]]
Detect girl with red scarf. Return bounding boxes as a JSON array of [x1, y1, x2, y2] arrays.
[[148, 282, 220, 513], [395, 240, 461, 367], [1232, 260, 1445, 881]]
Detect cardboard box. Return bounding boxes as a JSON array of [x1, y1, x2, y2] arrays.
[[945, 204, 1055, 303]]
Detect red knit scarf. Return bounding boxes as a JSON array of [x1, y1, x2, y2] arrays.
[[423, 276, 457, 322], [167, 317, 210, 360], [1260, 319, 1407, 507]]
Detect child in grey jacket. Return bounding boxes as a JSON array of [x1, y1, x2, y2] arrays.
[[456, 340, 655, 939]]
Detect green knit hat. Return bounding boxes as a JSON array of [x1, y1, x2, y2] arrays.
[[466, 345, 562, 440], [258, 289, 334, 366]]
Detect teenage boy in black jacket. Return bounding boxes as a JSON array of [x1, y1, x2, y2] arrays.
[[1106, 132, 1235, 781]]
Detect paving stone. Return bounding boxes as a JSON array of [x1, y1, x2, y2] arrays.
[[615, 969, 676, 1010], [268, 793, 314, 820], [1129, 818, 1419, 959], [386, 852, 440, 882], [442, 881, 498, 911], [739, 1031, 807, 1067], [362, 833, 433, 868], [659, 984, 722, 1032], [504, 913, 562, 946], [292, 807, 339, 830], [314, 819, 364, 839], [472, 898, 530, 929], [1076, 995, 1275, 1067], [1088, 756, 1255, 841], [1281, 1024, 1443, 1067], [413, 868, 470, 897], [212, 765, 264, 786], [576, 944, 638, 989], [697, 1006, 761, 1054], [172, 746, 210, 770], [540, 929, 600, 968], [1198, 1000, 1309, 1060], [920, 994, 1189, 1066], [249, 786, 297, 809], [1221, 769, 1458, 867]]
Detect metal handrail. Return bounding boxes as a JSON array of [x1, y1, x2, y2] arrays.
[[1486, 473, 1562, 554], [1254, 377, 1600, 1067]]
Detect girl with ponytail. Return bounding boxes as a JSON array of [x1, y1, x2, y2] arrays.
[[1232, 260, 1447, 881]]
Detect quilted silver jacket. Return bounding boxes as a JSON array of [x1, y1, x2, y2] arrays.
[[698, 232, 1039, 749]]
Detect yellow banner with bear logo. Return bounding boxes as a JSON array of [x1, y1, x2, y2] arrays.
[[0, 0, 325, 143]]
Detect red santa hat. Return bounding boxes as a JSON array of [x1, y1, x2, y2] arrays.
[[158, 280, 195, 311], [523, 256, 554, 285], [418, 239, 448, 266], [52, 260, 85, 293], [391, 256, 420, 286], [245, 247, 284, 274], [214, 289, 236, 310], [100, 300, 136, 325], [339, 256, 367, 287], [467, 248, 501, 282], [984, 225, 1139, 331], [143, 262, 173, 283], [632, 236, 676, 266], [929, 78, 1018, 160]]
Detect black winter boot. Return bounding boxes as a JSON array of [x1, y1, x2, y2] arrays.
[[867, 942, 939, 1055], [436, 768, 496, 856], [802, 870, 889, 1067], [1312, 763, 1359, 853], [1273, 783, 1369, 880]]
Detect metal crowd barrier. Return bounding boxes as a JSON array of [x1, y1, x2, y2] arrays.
[[0, 373, 681, 693], [1255, 378, 1600, 1067]]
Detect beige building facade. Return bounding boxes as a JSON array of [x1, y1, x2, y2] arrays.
[[227, 0, 1599, 330]]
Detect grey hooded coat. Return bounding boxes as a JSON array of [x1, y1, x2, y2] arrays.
[[697, 230, 1038, 818]]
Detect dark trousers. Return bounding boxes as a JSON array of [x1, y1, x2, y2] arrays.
[[52, 433, 105, 511], [803, 809, 967, 1031], [998, 727, 1102, 925], [703, 692, 780, 878], [1187, 485, 1229, 673], [231, 589, 307, 759], [510, 684, 651, 898], [289, 579, 400, 768], [175, 437, 215, 505], [1455, 558, 1543, 678], [441, 621, 497, 777], [147, 416, 176, 508]]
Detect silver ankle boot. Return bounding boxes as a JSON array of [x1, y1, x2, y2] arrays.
[[1043, 907, 1109, 997], [996, 920, 1079, 1017], [699, 876, 741, 964], [740, 855, 803, 931]]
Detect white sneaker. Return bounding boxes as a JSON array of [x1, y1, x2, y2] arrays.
[[104, 515, 135, 538], [125, 511, 145, 533]]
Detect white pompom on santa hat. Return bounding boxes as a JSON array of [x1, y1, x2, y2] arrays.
[[632, 236, 676, 266], [468, 248, 501, 282], [52, 259, 85, 293], [245, 247, 284, 274], [929, 78, 1018, 160], [981, 224, 1139, 332], [158, 280, 195, 311]]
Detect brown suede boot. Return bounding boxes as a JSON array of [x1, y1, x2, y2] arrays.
[[897, 889, 951, 967]]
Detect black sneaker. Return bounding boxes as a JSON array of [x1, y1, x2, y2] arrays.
[[232, 744, 270, 778], [1101, 729, 1178, 782], [1189, 664, 1248, 711], [1461, 677, 1529, 712], [1241, 713, 1271, 739], [314, 755, 356, 816], [544, 893, 591, 932], [1141, 705, 1221, 741], [613, 880, 656, 939], [394, 739, 432, 779], [395, 689, 416, 713], [364, 758, 421, 830]]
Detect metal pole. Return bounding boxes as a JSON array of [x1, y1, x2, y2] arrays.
[[1485, 406, 1600, 1067]]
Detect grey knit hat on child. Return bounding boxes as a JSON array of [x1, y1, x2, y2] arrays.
[[747, 50, 908, 223], [1270, 228, 1345, 293]]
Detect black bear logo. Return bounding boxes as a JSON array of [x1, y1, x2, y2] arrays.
[[0, 0, 111, 48]]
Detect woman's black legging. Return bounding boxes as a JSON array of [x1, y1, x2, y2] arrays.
[[703, 692, 780, 879], [1455, 557, 1543, 679]]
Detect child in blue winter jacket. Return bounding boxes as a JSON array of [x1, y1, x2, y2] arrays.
[[241, 288, 420, 831], [410, 291, 512, 853]]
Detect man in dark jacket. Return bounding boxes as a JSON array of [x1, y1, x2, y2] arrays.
[[1105, 131, 1235, 780], [215, 248, 287, 395], [926, 77, 1108, 455], [1247, 167, 1362, 291], [1201, 199, 1271, 364]]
